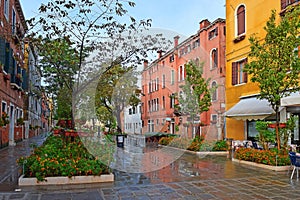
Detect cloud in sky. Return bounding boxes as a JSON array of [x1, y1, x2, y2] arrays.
[[20, 0, 225, 37]]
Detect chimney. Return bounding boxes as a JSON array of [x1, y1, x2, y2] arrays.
[[143, 60, 148, 69], [174, 35, 180, 48], [199, 19, 210, 29], [157, 50, 163, 58]]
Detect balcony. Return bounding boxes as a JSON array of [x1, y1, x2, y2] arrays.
[[281, 0, 300, 10]]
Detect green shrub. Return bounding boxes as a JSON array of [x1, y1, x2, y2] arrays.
[[158, 137, 174, 145], [212, 140, 229, 151]]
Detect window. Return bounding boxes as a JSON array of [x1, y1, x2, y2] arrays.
[[152, 80, 155, 92], [156, 77, 159, 91], [1, 101, 7, 114], [232, 58, 248, 85], [162, 96, 165, 109], [156, 98, 159, 111], [148, 101, 151, 112], [171, 70, 175, 85], [193, 39, 200, 49], [129, 108, 132, 115], [195, 58, 200, 66], [187, 45, 191, 53], [148, 120, 154, 132], [211, 114, 218, 124], [208, 27, 218, 40], [236, 5, 246, 36], [179, 66, 184, 81], [148, 82, 151, 93], [169, 54, 175, 62], [170, 94, 175, 108], [210, 48, 218, 69], [4, 0, 9, 20], [211, 81, 217, 101], [12, 9, 16, 35], [162, 74, 165, 88]]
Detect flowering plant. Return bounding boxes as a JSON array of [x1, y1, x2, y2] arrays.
[[0, 112, 9, 126], [235, 147, 290, 166], [17, 135, 113, 181]]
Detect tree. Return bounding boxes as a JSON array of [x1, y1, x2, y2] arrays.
[[244, 7, 300, 149], [38, 38, 80, 120], [27, 0, 171, 127], [177, 61, 212, 137], [95, 64, 139, 133]]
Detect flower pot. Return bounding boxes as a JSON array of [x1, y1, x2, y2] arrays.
[[268, 123, 286, 128]]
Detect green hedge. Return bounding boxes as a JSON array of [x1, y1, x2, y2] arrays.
[[158, 136, 229, 152]]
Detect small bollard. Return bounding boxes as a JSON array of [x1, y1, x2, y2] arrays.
[[116, 134, 125, 148], [225, 138, 233, 159]]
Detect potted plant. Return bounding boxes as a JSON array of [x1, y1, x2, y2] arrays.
[[52, 126, 61, 135], [17, 117, 24, 126], [16, 73, 22, 81], [1, 112, 9, 126]]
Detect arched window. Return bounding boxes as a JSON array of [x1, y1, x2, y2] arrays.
[[236, 5, 245, 36], [211, 81, 217, 101], [195, 58, 200, 66], [210, 49, 218, 69]]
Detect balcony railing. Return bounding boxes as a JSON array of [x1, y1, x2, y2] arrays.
[[281, 0, 300, 10]]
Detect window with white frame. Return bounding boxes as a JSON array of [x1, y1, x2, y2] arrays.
[[232, 58, 248, 85], [148, 82, 151, 93], [210, 48, 218, 69], [178, 65, 184, 81], [236, 5, 246, 36], [211, 114, 218, 124], [1, 101, 7, 114], [4, 0, 9, 20], [12, 8, 16, 35], [211, 81, 217, 101], [208, 27, 218, 40], [171, 70, 175, 85], [162, 74, 165, 88], [170, 94, 175, 108], [148, 120, 154, 132], [156, 77, 159, 90]]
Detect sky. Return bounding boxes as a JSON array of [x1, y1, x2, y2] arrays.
[[20, 0, 226, 39]]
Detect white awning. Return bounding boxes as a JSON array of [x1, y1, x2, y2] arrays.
[[225, 97, 275, 121], [281, 92, 300, 107]]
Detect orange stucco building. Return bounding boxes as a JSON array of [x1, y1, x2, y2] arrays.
[[141, 18, 226, 140]]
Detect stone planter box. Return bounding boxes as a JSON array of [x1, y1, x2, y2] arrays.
[[232, 158, 290, 171], [158, 144, 228, 156], [18, 173, 114, 186]]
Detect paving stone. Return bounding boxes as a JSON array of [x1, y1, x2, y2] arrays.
[[71, 191, 103, 200], [40, 193, 72, 200]]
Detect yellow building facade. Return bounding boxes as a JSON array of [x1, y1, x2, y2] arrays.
[[225, 0, 282, 140]]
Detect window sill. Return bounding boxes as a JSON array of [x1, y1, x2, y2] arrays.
[[233, 34, 245, 43], [233, 82, 246, 87]]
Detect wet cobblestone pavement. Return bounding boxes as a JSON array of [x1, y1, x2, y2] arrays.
[[1, 134, 300, 199]]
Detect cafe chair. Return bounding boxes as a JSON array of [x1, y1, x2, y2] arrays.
[[288, 152, 300, 179]]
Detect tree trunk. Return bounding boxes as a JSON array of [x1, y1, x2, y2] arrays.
[[116, 109, 123, 133], [275, 107, 281, 150]]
